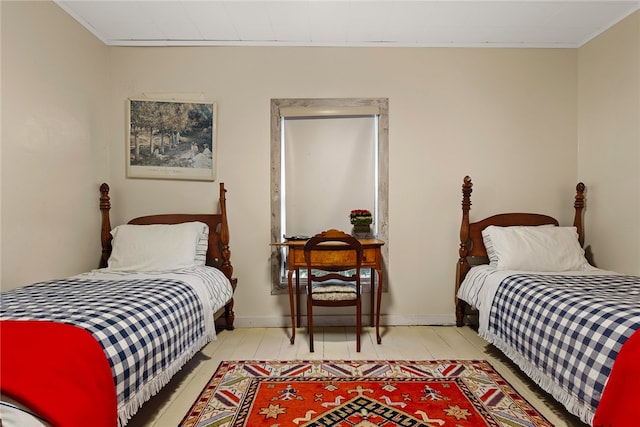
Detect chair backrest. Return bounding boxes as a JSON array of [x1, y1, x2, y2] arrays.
[[304, 229, 363, 288]]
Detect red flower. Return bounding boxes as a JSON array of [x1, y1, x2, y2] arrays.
[[350, 209, 371, 217]]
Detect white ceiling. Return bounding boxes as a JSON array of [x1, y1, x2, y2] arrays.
[[55, 0, 639, 48]]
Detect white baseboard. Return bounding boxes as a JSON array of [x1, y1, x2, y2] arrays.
[[229, 314, 456, 329]]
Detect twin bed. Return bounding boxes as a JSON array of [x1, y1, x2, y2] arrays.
[[1, 183, 236, 426], [455, 176, 640, 426]]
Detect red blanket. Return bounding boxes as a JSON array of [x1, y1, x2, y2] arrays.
[[593, 327, 640, 427], [0, 320, 117, 427]]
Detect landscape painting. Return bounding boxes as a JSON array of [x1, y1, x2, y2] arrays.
[[127, 98, 217, 181]]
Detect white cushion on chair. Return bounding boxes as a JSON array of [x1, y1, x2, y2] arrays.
[[312, 292, 358, 301], [311, 281, 357, 301]]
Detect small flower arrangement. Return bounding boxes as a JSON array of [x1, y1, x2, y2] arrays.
[[350, 209, 373, 226]]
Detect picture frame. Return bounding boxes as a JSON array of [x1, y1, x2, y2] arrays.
[[126, 98, 217, 181]]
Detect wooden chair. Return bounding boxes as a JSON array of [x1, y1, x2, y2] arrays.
[[304, 229, 363, 352]]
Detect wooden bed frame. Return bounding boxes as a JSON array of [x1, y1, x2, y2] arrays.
[[98, 182, 236, 330], [455, 175, 586, 327]]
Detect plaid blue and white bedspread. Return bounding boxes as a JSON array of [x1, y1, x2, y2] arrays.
[[0, 266, 232, 426], [487, 273, 640, 425]]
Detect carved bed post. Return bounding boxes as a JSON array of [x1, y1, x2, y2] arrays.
[[99, 183, 112, 269], [573, 182, 586, 247], [219, 182, 232, 279], [218, 182, 235, 330], [455, 176, 473, 327]]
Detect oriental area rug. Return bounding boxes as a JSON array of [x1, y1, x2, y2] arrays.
[[180, 360, 552, 427]]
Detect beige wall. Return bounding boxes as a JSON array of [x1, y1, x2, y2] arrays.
[[107, 47, 578, 325], [1, 1, 110, 289], [578, 11, 640, 275], [2, 1, 637, 326]]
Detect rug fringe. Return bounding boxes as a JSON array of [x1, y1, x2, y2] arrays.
[[117, 331, 215, 426], [479, 329, 595, 426]]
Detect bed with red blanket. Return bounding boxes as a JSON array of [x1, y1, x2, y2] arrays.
[[0, 182, 237, 427], [454, 176, 640, 426]]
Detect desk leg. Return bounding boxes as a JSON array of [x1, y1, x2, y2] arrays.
[[375, 268, 383, 344], [369, 268, 374, 327], [295, 268, 301, 328], [288, 269, 295, 344]]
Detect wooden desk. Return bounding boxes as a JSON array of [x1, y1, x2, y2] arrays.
[[277, 238, 385, 346]]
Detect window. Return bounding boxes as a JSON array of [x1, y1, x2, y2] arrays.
[[270, 98, 389, 293]]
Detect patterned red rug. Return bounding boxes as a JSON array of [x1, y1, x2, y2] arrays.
[[180, 360, 552, 427]]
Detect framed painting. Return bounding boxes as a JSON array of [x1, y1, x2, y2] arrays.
[[126, 98, 217, 181]]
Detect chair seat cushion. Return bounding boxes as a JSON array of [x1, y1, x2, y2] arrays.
[[312, 291, 358, 301], [311, 281, 357, 301]]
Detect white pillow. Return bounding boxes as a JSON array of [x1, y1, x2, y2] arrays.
[[194, 225, 209, 266], [483, 224, 554, 267], [481, 225, 589, 272], [108, 222, 207, 272]]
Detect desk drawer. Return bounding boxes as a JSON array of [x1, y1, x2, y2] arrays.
[[290, 247, 378, 268], [361, 248, 379, 267]]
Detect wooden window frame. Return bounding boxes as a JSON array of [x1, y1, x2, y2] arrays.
[[270, 98, 389, 294]]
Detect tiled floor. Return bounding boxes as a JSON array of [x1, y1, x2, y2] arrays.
[[126, 325, 586, 426]]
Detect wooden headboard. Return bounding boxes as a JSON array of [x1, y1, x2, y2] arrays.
[[454, 176, 586, 326], [98, 182, 233, 282]]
